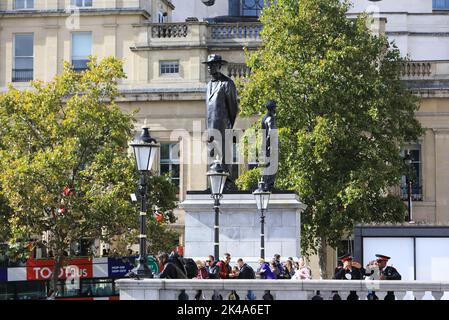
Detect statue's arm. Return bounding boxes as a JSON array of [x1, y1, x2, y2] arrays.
[[226, 80, 239, 128]]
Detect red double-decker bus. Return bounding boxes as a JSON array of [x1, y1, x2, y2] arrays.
[[0, 256, 144, 300]]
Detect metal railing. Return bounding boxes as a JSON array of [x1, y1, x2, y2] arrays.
[[116, 279, 449, 300], [72, 59, 90, 72], [12, 69, 33, 82], [400, 184, 423, 201]]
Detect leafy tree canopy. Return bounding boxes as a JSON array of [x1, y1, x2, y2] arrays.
[[0, 57, 179, 266]]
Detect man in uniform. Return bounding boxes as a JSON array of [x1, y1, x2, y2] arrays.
[[333, 254, 365, 300], [376, 254, 401, 300], [202, 54, 239, 178]]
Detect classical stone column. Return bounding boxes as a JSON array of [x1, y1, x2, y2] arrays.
[[434, 128, 449, 223]]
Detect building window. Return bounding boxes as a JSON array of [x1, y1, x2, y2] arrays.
[[433, 0, 449, 9], [71, 0, 93, 7], [72, 32, 92, 72], [15, 0, 34, 9], [160, 143, 180, 189], [160, 60, 180, 75], [241, 0, 268, 17], [13, 34, 33, 82], [401, 147, 423, 201]]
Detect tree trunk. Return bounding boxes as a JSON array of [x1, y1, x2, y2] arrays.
[[50, 254, 62, 295], [317, 236, 329, 279]]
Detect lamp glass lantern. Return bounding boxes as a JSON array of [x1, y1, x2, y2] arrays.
[[207, 158, 229, 196], [130, 128, 159, 172], [253, 180, 271, 211]]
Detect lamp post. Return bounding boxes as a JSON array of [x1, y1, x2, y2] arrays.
[[403, 151, 414, 223], [207, 158, 229, 260], [253, 180, 271, 259], [129, 127, 159, 278]]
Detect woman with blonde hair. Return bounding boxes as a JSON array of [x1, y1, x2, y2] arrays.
[[291, 257, 312, 280], [195, 260, 209, 279]]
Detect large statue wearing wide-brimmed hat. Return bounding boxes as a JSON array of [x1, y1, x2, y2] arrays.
[[202, 54, 239, 171]]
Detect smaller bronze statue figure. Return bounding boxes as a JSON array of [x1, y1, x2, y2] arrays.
[[260, 100, 278, 191]]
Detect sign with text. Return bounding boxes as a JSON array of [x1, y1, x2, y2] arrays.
[[108, 257, 136, 278], [26, 258, 93, 281]]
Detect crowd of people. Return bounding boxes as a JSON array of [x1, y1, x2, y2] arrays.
[[155, 251, 313, 280]]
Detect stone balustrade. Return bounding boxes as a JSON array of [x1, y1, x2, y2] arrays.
[[209, 23, 263, 40], [116, 279, 449, 300], [227, 63, 252, 79], [402, 61, 432, 78], [150, 23, 189, 38], [131, 22, 263, 50]]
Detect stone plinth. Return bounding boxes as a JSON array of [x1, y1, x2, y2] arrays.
[[179, 191, 305, 265]]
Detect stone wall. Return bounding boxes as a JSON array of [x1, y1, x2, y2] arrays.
[[180, 192, 305, 265]]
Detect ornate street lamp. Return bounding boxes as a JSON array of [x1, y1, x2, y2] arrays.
[[207, 157, 229, 259], [403, 151, 414, 223], [129, 127, 159, 278], [253, 179, 271, 259]]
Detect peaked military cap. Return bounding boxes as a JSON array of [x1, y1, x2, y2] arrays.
[[375, 254, 391, 261], [338, 253, 353, 262]]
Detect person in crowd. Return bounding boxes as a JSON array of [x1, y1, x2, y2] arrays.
[[195, 260, 209, 279], [335, 260, 343, 274], [296, 256, 312, 280], [205, 255, 219, 279], [257, 258, 276, 279], [375, 254, 401, 280], [231, 266, 240, 278], [333, 254, 364, 280], [367, 254, 402, 300], [333, 254, 365, 300], [270, 260, 280, 278], [284, 259, 295, 279], [216, 253, 233, 279], [237, 258, 256, 279], [157, 252, 187, 279], [273, 254, 285, 278]]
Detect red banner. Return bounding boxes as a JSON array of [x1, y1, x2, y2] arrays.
[[26, 258, 93, 281]]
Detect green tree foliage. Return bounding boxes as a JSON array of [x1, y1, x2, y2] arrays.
[[238, 0, 423, 277], [0, 57, 178, 284]]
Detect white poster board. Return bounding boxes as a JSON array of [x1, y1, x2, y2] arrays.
[[416, 238, 449, 281], [363, 237, 414, 280]]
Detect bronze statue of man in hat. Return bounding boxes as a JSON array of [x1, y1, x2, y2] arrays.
[[202, 54, 239, 174]]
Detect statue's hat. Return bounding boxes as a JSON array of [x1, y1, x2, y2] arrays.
[[202, 54, 228, 65]]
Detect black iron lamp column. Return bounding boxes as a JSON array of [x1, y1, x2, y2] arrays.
[[207, 157, 229, 260], [253, 179, 271, 260], [403, 151, 414, 223], [129, 127, 159, 278]]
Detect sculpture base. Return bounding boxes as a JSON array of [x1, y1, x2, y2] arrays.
[[180, 191, 305, 267]]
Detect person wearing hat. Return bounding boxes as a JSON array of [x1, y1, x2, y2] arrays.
[[333, 254, 365, 280], [333, 254, 365, 300], [202, 54, 239, 175], [375, 254, 401, 300], [375, 254, 401, 281]]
